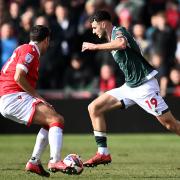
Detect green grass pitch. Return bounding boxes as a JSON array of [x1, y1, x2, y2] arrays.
[[1, 134, 180, 180]]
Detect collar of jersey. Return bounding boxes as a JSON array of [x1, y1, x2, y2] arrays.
[[29, 41, 40, 57]]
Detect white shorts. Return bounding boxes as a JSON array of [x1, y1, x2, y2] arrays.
[[106, 78, 169, 116], [0, 92, 41, 126]]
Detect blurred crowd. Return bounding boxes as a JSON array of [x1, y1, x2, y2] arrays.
[[0, 0, 180, 98]]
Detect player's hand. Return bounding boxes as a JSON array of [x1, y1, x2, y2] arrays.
[[81, 42, 97, 52]]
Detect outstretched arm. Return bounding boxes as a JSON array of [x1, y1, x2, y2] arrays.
[[81, 37, 127, 52]]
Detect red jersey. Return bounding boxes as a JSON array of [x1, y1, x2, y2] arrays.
[[0, 42, 40, 96]]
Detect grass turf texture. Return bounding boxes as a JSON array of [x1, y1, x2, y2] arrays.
[[1, 134, 180, 179]]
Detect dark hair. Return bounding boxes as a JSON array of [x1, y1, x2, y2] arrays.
[[30, 25, 50, 42], [89, 10, 111, 23]]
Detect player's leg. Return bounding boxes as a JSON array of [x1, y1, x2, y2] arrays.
[[88, 93, 123, 132], [30, 127, 49, 161], [156, 111, 180, 135], [133, 78, 180, 135], [0, 93, 50, 176], [84, 88, 133, 167], [0, 93, 71, 176], [25, 127, 49, 176], [31, 102, 74, 174]]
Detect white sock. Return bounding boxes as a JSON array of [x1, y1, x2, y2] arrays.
[[30, 128, 48, 162], [98, 147, 109, 155], [94, 131, 107, 137], [94, 131, 109, 155], [49, 126, 63, 163]]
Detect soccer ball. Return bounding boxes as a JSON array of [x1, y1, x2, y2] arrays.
[[63, 154, 84, 175]]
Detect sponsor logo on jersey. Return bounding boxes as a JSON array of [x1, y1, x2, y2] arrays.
[[25, 53, 34, 63]]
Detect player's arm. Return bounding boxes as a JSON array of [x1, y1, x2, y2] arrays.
[[14, 47, 47, 101], [14, 68, 43, 100], [82, 37, 127, 52], [14, 68, 54, 108]]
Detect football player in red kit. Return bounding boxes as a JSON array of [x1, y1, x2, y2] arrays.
[[0, 25, 75, 176]]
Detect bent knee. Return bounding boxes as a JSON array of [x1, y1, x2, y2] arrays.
[[48, 113, 65, 125], [55, 114, 64, 124], [88, 102, 99, 116], [163, 119, 177, 132], [165, 122, 175, 131]]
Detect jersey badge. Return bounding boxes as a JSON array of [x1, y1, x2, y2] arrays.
[[115, 31, 123, 37], [17, 95, 22, 100], [25, 53, 34, 63]]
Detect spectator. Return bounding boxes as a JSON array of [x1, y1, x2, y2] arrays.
[[0, 22, 18, 68], [0, 0, 9, 26], [8, 1, 21, 34], [63, 53, 96, 98], [70, 0, 85, 26], [99, 64, 116, 94], [146, 13, 158, 41], [78, 0, 96, 35], [149, 12, 177, 69], [40, 0, 56, 29], [168, 66, 180, 97], [54, 3, 77, 57], [165, 0, 180, 30], [115, 0, 145, 26], [132, 23, 150, 58], [18, 8, 34, 44], [34, 16, 53, 89], [47, 3, 77, 88], [94, 50, 116, 74], [34, 15, 48, 26], [116, 8, 132, 31], [150, 53, 168, 97]]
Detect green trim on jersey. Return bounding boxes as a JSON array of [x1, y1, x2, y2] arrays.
[[111, 26, 157, 87]]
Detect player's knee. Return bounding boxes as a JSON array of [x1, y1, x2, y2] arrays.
[[88, 102, 99, 117], [56, 114, 64, 124], [49, 114, 64, 125], [165, 123, 173, 131], [164, 120, 177, 133], [47, 114, 65, 129]]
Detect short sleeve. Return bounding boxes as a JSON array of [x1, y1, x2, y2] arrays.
[[16, 46, 35, 73], [113, 27, 128, 46]]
